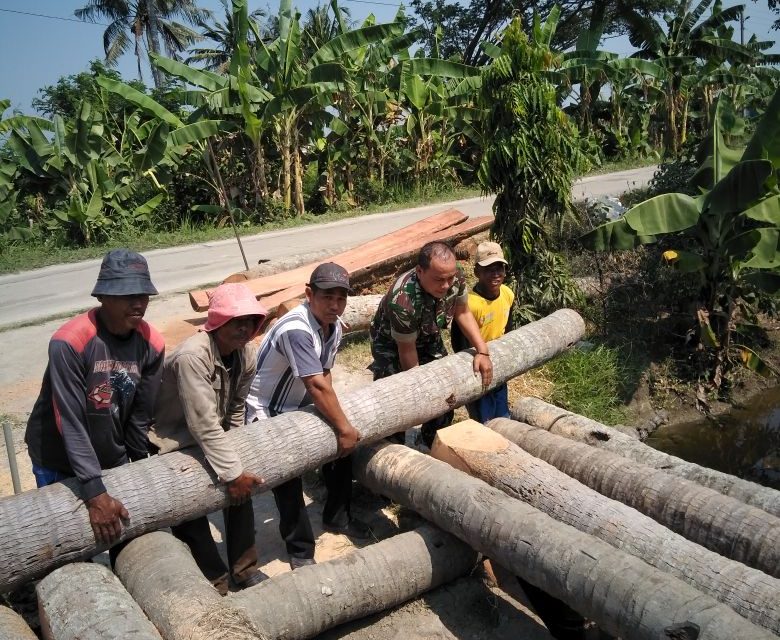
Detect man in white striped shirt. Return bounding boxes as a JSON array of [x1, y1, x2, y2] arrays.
[[246, 263, 370, 570]]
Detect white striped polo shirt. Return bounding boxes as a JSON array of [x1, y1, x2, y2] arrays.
[[246, 302, 342, 421]]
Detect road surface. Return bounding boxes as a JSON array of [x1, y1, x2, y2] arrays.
[[0, 166, 655, 330]]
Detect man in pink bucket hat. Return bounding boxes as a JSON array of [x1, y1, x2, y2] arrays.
[[150, 282, 269, 594]]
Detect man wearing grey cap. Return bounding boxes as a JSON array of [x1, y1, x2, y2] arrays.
[[247, 262, 370, 570], [25, 249, 165, 551]]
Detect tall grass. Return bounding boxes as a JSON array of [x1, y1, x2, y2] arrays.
[[538, 344, 630, 425]]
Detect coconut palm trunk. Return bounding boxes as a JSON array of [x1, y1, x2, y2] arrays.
[[0, 606, 37, 640], [37, 563, 162, 640], [116, 527, 475, 640], [511, 397, 780, 517], [0, 310, 585, 591], [487, 418, 780, 578], [352, 443, 775, 640], [115, 532, 262, 640], [431, 420, 780, 633]]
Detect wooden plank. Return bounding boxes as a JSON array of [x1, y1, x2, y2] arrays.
[[253, 217, 492, 323], [189, 209, 469, 311]]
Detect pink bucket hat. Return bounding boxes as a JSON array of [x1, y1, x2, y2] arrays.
[[204, 283, 269, 336]]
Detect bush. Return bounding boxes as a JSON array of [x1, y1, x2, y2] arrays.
[[647, 139, 701, 197]]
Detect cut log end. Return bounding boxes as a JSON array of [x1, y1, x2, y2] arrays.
[[431, 420, 511, 474]]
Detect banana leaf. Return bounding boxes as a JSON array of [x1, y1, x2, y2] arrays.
[[741, 228, 780, 269], [167, 120, 224, 148], [706, 159, 772, 217], [310, 23, 399, 66], [0, 115, 53, 136], [623, 193, 701, 235], [741, 195, 780, 224], [402, 58, 479, 79], [134, 193, 165, 216], [742, 271, 780, 294], [134, 121, 169, 172], [663, 249, 706, 273], [737, 345, 776, 376], [96, 76, 183, 127], [579, 217, 655, 251], [401, 66, 429, 110], [743, 86, 780, 166], [151, 54, 228, 92]]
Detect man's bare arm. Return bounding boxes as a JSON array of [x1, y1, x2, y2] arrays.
[[302, 372, 360, 455]]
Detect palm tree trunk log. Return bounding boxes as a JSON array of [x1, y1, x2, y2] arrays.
[[0, 605, 37, 640], [0, 309, 585, 592], [229, 525, 477, 639], [36, 563, 162, 640], [511, 397, 780, 518], [487, 418, 780, 579], [430, 420, 780, 633], [352, 442, 774, 640], [114, 532, 264, 640], [116, 526, 476, 640]]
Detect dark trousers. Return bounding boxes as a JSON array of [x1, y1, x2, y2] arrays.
[[465, 383, 510, 423], [171, 501, 257, 596], [272, 456, 353, 559], [517, 576, 594, 640]]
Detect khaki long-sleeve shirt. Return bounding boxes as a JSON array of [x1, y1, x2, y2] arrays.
[[150, 331, 256, 483]]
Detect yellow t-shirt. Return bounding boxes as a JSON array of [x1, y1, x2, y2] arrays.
[[468, 284, 514, 342]]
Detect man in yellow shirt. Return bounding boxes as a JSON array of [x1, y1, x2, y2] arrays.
[[452, 241, 514, 422]]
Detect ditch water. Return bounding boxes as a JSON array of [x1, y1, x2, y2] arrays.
[[646, 386, 780, 490]]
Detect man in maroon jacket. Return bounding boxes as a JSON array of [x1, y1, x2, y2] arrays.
[[25, 249, 165, 550]]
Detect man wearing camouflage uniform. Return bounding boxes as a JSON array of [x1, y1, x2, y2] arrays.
[[369, 241, 493, 448]]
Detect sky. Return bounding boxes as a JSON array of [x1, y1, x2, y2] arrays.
[[1, 0, 778, 115]]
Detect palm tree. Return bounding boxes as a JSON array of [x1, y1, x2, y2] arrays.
[[301, 3, 352, 60], [74, 0, 209, 87], [186, 0, 268, 74]]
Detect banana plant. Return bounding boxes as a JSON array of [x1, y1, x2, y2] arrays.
[[581, 89, 780, 390], [3, 97, 168, 244], [254, 0, 404, 214]]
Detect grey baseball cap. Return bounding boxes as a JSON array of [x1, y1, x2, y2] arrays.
[[308, 262, 353, 294], [91, 249, 159, 297]]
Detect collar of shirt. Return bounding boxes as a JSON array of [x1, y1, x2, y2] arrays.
[[302, 301, 336, 339]]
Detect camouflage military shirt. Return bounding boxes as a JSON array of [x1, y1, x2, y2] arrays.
[[369, 267, 468, 377]]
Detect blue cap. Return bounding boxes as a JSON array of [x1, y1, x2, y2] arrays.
[[91, 249, 158, 297]]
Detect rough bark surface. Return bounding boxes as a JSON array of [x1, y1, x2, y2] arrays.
[[36, 563, 162, 640], [115, 532, 265, 640], [0, 605, 37, 640], [352, 443, 776, 640], [229, 525, 477, 640], [0, 309, 585, 591], [117, 526, 475, 640], [512, 397, 780, 518], [338, 294, 382, 333], [488, 418, 780, 579], [431, 421, 780, 633]]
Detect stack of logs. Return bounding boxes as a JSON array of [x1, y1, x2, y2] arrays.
[[1, 309, 778, 639]]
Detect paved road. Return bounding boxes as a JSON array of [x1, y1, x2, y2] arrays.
[[0, 166, 655, 329]]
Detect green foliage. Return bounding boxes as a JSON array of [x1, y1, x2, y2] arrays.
[[581, 90, 780, 392], [479, 16, 588, 319], [540, 344, 629, 425]]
